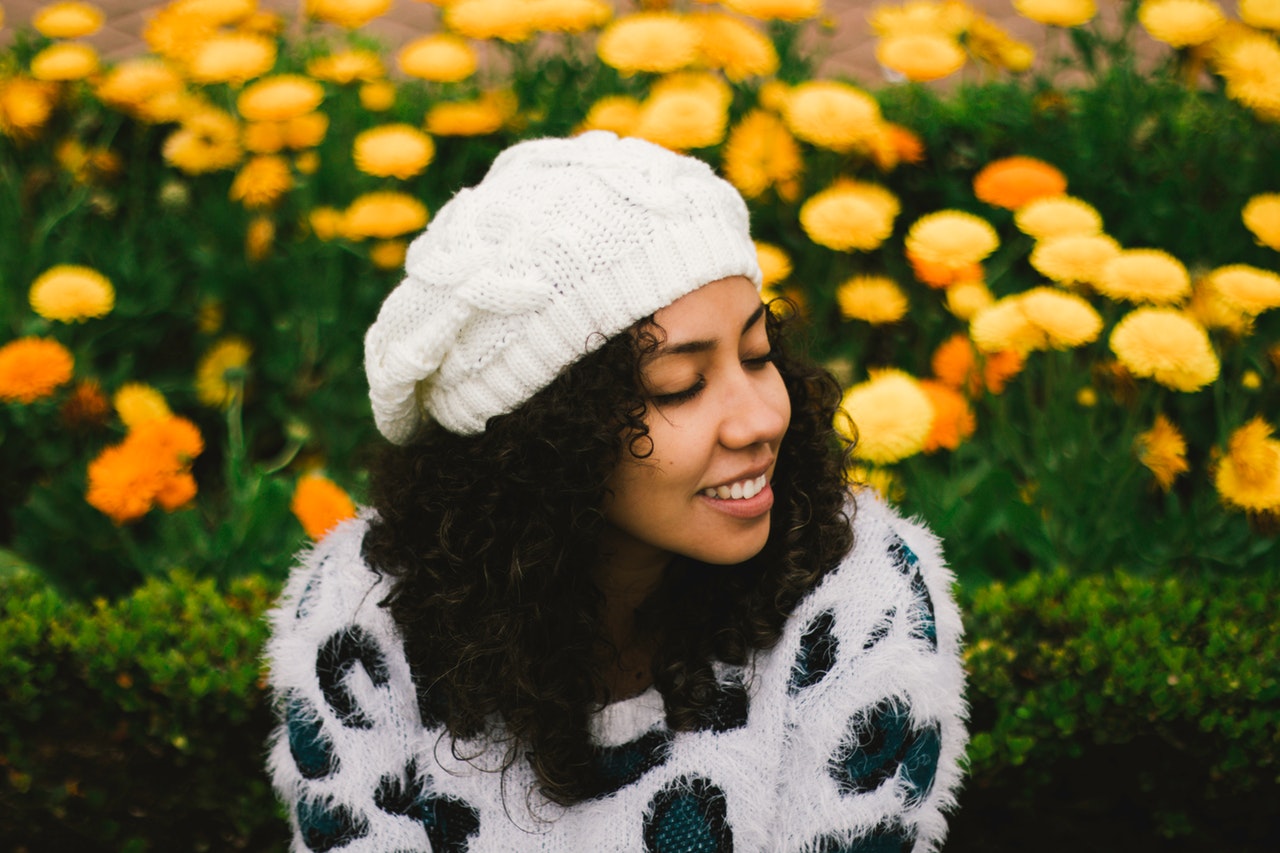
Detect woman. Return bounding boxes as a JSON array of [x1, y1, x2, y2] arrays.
[[266, 132, 967, 852]]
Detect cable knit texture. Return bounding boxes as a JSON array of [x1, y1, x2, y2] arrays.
[[363, 131, 763, 441], [265, 492, 967, 852]]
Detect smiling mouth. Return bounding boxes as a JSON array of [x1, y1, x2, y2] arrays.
[[701, 474, 768, 501]]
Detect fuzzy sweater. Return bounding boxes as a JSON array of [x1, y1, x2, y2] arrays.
[[264, 492, 968, 852]]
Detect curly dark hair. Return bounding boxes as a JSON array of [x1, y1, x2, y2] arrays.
[[362, 301, 855, 806]]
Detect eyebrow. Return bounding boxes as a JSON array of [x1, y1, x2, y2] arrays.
[[654, 303, 767, 357]]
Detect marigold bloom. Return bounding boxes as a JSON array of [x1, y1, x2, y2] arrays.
[[243, 120, 285, 154], [920, 379, 976, 453], [905, 211, 1000, 274], [86, 415, 204, 523], [870, 0, 972, 37], [307, 50, 384, 84], [966, 14, 1035, 72], [1029, 233, 1122, 285], [692, 12, 778, 81], [1136, 414, 1189, 492], [33, 2, 105, 38], [1110, 308, 1220, 392], [1139, 0, 1225, 48], [783, 80, 882, 153], [1205, 264, 1280, 315], [1215, 417, 1280, 511], [882, 123, 925, 167], [309, 206, 345, 241], [95, 59, 185, 123], [755, 241, 792, 290], [0, 337, 74, 403], [286, 112, 328, 149], [0, 77, 58, 138], [840, 370, 936, 465], [343, 192, 429, 240], [528, 0, 612, 33], [722, 109, 802, 199], [973, 156, 1068, 210], [113, 382, 171, 428], [186, 32, 276, 85], [291, 473, 358, 539], [1189, 276, 1253, 334], [1096, 249, 1190, 305], [31, 43, 100, 82], [579, 96, 643, 136], [945, 280, 995, 320], [1242, 193, 1280, 251], [1014, 195, 1102, 240], [196, 337, 252, 407], [877, 32, 967, 82], [29, 265, 114, 322], [983, 350, 1025, 394], [398, 34, 477, 83], [238, 76, 324, 122], [1240, 0, 1280, 30], [425, 97, 507, 136], [1014, 0, 1097, 27], [723, 0, 822, 21], [932, 333, 977, 391], [1017, 287, 1104, 348], [598, 12, 700, 74], [634, 73, 731, 151], [1214, 33, 1280, 121], [163, 108, 243, 174], [246, 215, 275, 261], [836, 275, 909, 324], [445, 0, 536, 42], [306, 0, 391, 29], [353, 124, 435, 180], [62, 378, 110, 429], [370, 239, 407, 271], [230, 155, 292, 209], [799, 180, 900, 252]]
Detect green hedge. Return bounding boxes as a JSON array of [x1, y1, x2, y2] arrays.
[[1, 566, 1277, 851]]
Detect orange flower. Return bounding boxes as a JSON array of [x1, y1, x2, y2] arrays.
[[86, 415, 204, 523], [931, 333, 978, 392], [973, 156, 1068, 209], [983, 350, 1025, 394], [0, 337, 74, 403], [291, 473, 357, 540], [920, 379, 976, 452], [61, 378, 110, 429], [908, 252, 983, 288]]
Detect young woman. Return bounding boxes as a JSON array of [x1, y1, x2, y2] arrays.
[[266, 132, 967, 852]]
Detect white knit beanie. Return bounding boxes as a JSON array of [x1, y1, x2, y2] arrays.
[[364, 131, 762, 442]]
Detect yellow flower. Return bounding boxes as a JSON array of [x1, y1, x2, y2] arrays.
[[877, 33, 967, 82], [94, 59, 186, 123], [840, 369, 936, 465], [309, 206, 345, 241], [237, 76, 324, 122], [229, 154, 292, 209], [1017, 287, 1103, 348], [849, 465, 904, 503], [1013, 0, 1097, 27], [905, 210, 999, 268], [307, 50, 384, 84], [1136, 414, 1189, 492], [783, 80, 882, 153], [445, 0, 536, 42], [291, 473, 358, 540], [295, 150, 320, 175], [1139, 0, 1225, 48], [1096, 249, 1190, 305], [370, 239, 407, 270], [691, 12, 778, 81], [246, 215, 274, 261], [969, 298, 1042, 354], [722, 0, 822, 22], [1243, 370, 1263, 390], [163, 108, 243, 174], [799, 180, 900, 252], [1212, 31, 1280, 120], [31, 43, 100, 82], [1240, 0, 1280, 30], [945, 280, 994, 320], [1189, 274, 1252, 334], [757, 80, 791, 113], [598, 12, 700, 74], [755, 241, 792, 291], [836, 275, 909, 324], [186, 32, 277, 85], [1029, 233, 1122, 285], [306, 0, 391, 29], [578, 95, 643, 136], [29, 265, 114, 322], [1242, 193, 1280, 251], [869, 0, 972, 38], [634, 73, 731, 151], [398, 34, 477, 83], [243, 121, 285, 154], [722, 109, 802, 200], [966, 14, 1035, 72], [1215, 417, 1280, 511], [196, 337, 252, 407], [114, 382, 172, 428], [286, 112, 329, 149], [0, 337, 74, 403], [1109, 308, 1220, 391], [973, 156, 1068, 210], [1015, 196, 1103, 240], [425, 95, 509, 136], [527, 0, 613, 33], [353, 124, 435, 180], [33, 2, 105, 38], [0, 77, 58, 138], [1205, 264, 1280, 315], [343, 192, 429, 240]]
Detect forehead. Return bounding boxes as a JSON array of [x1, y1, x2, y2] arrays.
[[650, 276, 764, 342]]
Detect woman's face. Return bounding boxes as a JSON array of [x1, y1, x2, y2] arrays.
[[602, 276, 792, 570]]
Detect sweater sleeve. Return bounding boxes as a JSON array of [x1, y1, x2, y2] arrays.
[[263, 518, 435, 853], [772, 492, 968, 853]]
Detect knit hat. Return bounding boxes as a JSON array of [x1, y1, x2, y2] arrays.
[[364, 131, 762, 442]]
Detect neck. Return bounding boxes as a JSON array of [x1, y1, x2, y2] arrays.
[[593, 527, 670, 700]]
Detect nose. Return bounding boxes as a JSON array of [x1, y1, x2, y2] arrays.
[[718, 369, 790, 450]]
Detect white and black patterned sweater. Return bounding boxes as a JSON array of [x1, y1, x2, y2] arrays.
[[265, 492, 968, 853]]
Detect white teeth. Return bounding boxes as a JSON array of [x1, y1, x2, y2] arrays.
[[705, 474, 768, 500]]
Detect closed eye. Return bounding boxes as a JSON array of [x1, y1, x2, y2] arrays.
[[651, 377, 705, 406]]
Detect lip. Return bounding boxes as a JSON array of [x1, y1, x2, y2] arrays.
[[703, 461, 774, 494], [699, 481, 774, 519]]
